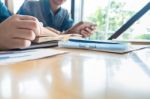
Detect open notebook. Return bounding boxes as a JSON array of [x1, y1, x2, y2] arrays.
[[20, 27, 82, 50]]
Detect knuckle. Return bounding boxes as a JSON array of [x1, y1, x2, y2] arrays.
[[13, 15, 20, 21], [27, 30, 36, 40], [11, 16, 20, 26], [21, 40, 31, 48], [32, 17, 38, 21], [31, 21, 38, 29], [28, 30, 33, 34], [8, 39, 31, 49]]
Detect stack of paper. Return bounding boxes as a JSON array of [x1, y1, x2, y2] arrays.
[[0, 49, 67, 65]]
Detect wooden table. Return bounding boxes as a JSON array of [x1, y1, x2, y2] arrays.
[[0, 48, 150, 99]]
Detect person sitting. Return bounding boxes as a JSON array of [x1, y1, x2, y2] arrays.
[[18, 0, 96, 38]]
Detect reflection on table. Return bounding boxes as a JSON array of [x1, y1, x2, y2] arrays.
[[0, 48, 150, 99]]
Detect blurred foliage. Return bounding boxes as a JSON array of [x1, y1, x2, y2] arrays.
[[134, 34, 150, 40], [86, 0, 150, 40]]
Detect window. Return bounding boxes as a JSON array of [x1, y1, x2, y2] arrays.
[[13, 0, 25, 13], [82, 0, 150, 40], [62, 0, 71, 13], [1, 0, 5, 3], [7, 0, 24, 13]]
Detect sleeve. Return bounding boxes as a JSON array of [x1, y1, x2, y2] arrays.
[[0, 1, 12, 23], [61, 10, 74, 31]]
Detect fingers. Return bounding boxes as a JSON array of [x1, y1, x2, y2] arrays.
[[90, 24, 97, 30], [0, 15, 39, 49], [70, 21, 96, 37], [18, 14, 37, 21], [11, 39, 31, 48], [80, 30, 91, 38], [3, 39, 31, 49], [16, 20, 40, 36], [80, 27, 95, 38], [13, 29, 36, 40], [77, 22, 96, 30], [14, 15, 41, 36]]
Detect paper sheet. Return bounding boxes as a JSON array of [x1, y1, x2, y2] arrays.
[[0, 49, 67, 65]]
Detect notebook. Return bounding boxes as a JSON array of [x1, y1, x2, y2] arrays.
[[20, 27, 82, 50]]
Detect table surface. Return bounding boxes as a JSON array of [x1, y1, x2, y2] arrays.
[[0, 47, 150, 99]]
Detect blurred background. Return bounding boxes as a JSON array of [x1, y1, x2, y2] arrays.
[[3, 0, 150, 40]]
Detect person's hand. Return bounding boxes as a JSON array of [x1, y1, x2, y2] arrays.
[[0, 14, 41, 49], [65, 21, 96, 38]]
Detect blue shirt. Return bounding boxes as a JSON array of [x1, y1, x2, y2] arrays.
[[0, 0, 11, 23], [18, 0, 74, 32]]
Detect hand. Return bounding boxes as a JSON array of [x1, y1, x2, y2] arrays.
[[0, 14, 41, 49], [65, 21, 96, 38]]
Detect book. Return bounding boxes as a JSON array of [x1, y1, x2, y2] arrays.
[[33, 27, 82, 43], [20, 27, 82, 50], [34, 34, 82, 43], [33, 27, 61, 43]]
